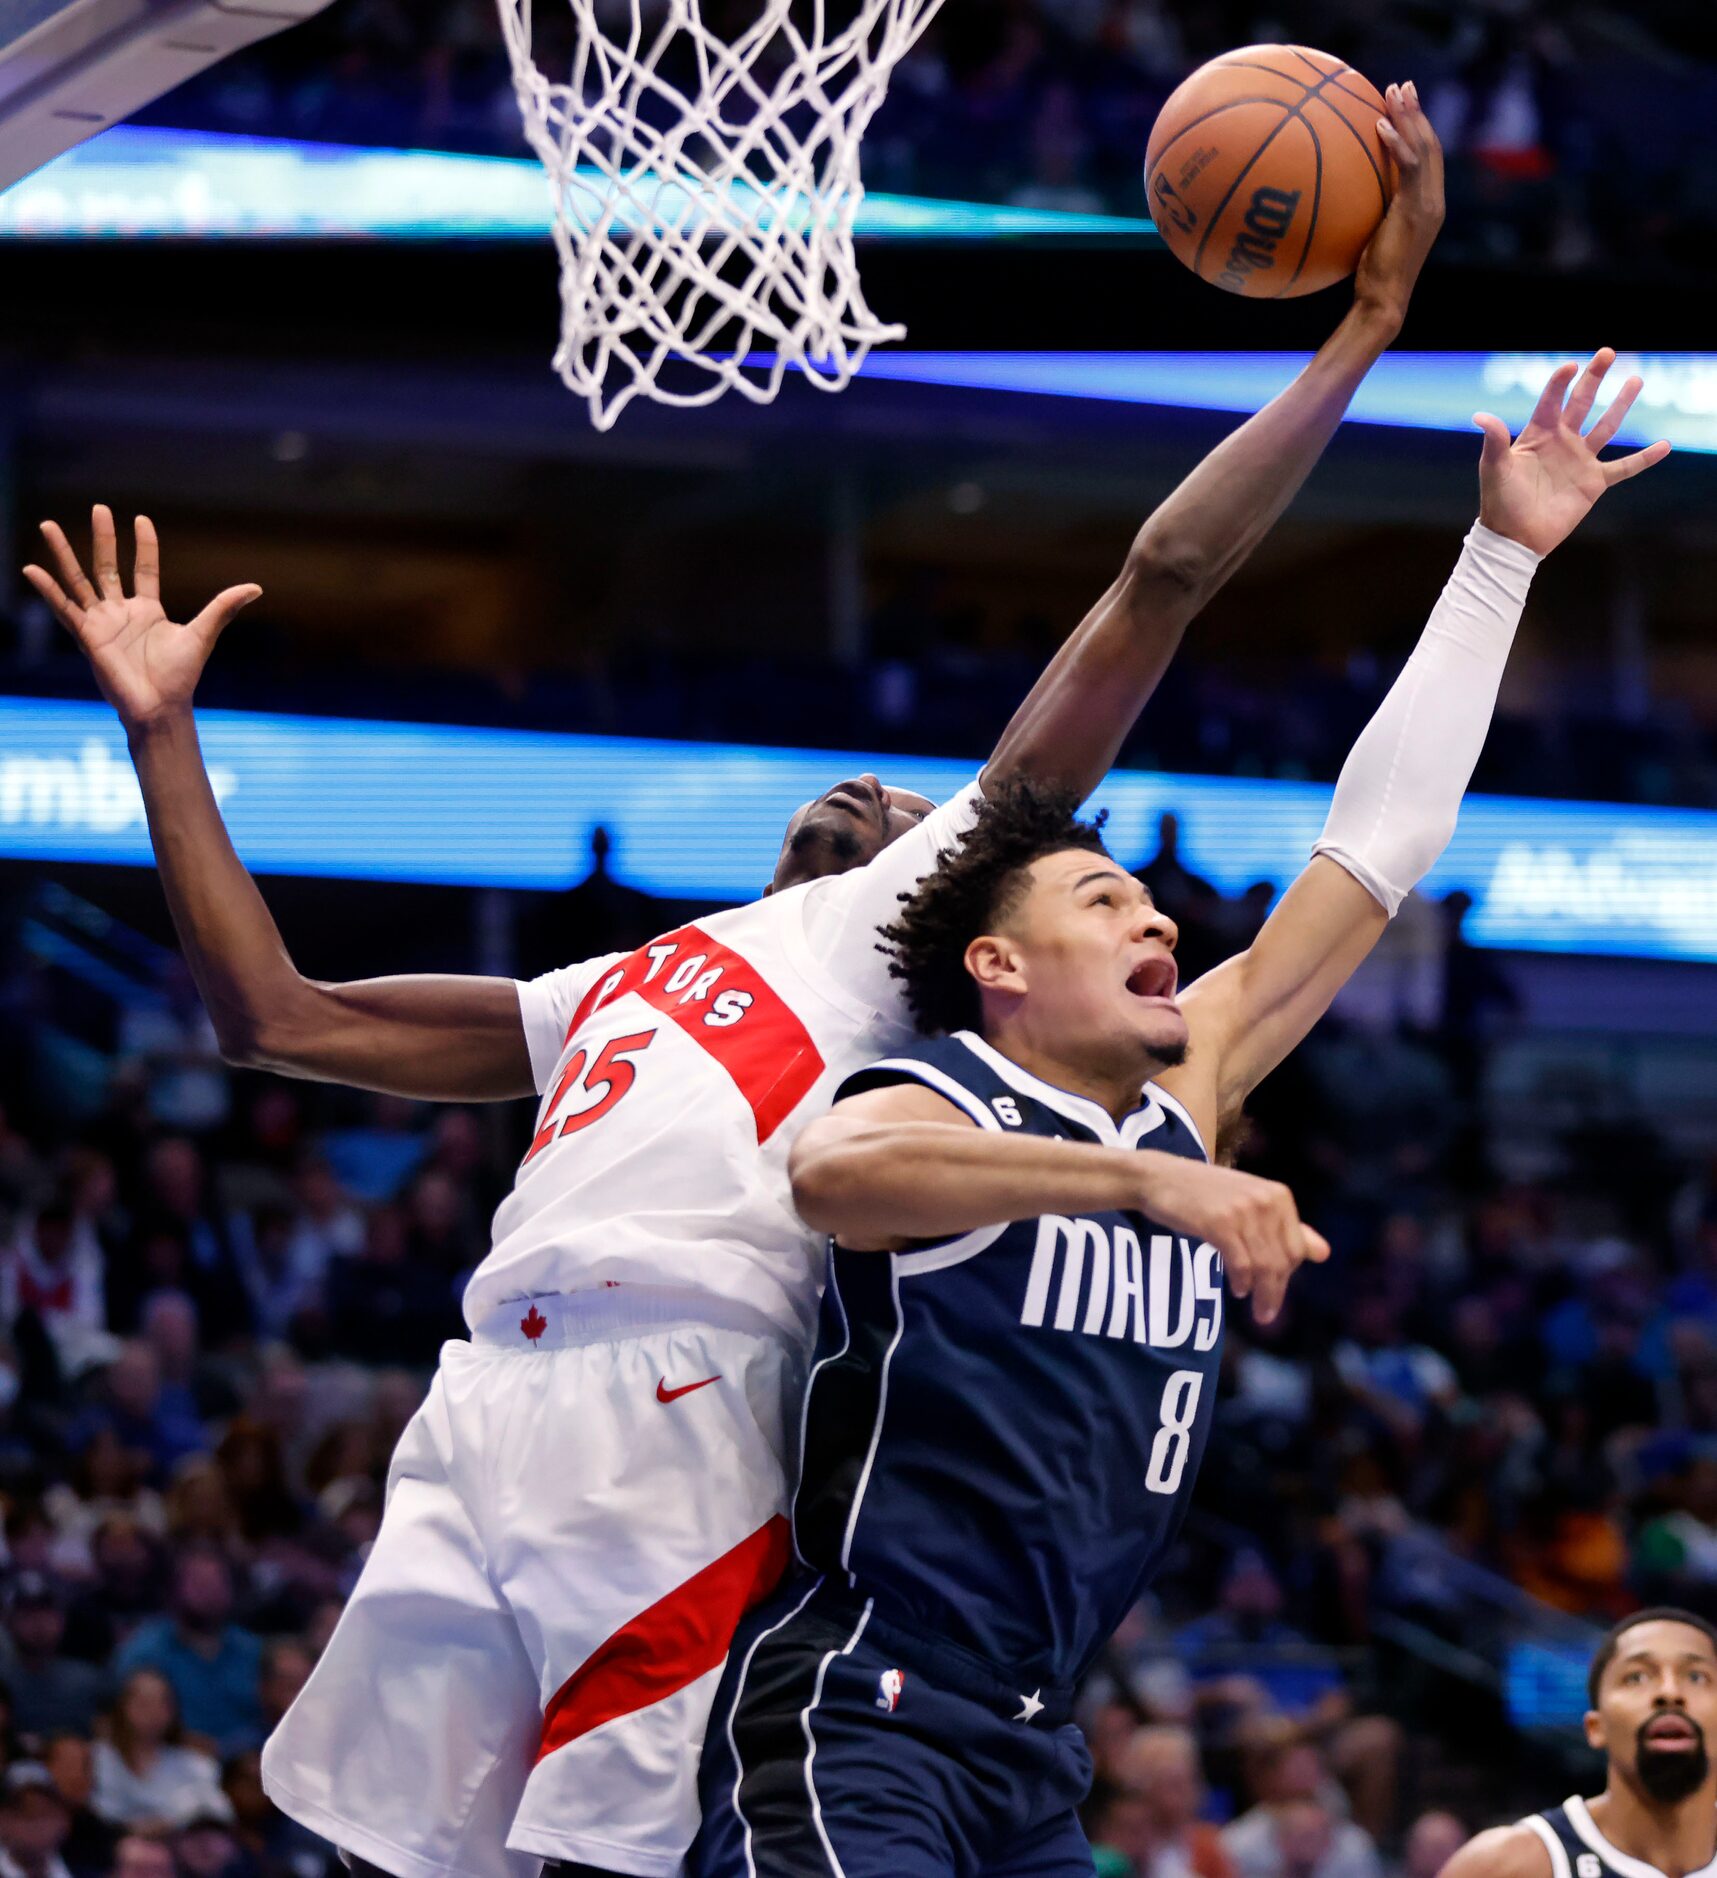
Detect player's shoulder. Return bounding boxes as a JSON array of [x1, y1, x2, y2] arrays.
[[836, 1031, 1026, 1125], [1441, 1822, 1556, 1878]]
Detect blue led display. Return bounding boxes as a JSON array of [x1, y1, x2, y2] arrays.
[[835, 350, 1717, 455], [0, 124, 1154, 241], [3, 697, 1715, 963]]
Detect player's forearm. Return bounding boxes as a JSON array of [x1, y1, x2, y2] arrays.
[[1313, 522, 1539, 914], [127, 707, 318, 1063], [1127, 300, 1402, 599], [983, 304, 1401, 802], [128, 713, 535, 1099], [790, 1119, 1151, 1243]]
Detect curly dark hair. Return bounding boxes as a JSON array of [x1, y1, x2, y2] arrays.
[[878, 777, 1112, 1036]]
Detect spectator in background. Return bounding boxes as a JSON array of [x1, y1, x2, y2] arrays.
[[231, 1207, 321, 1347], [1223, 1740, 1382, 1878], [40, 1737, 116, 1878], [1268, 1799, 1341, 1878], [1116, 1727, 1235, 1878], [129, 1141, 249, 1347], [139, 1294, 238, 1429], [172, 1803, 249, 1878], [113, 1550, 261, 1754], [1087, 1779, 1158, 1878], [61, 1518, 165, 1666], [0, 1577, 106, 1739], [1177, 1555, 1348, 1724], [0, 1763, 74, 1878], [254, 1644, 310, 1743], [42, 1431, 168, 1575], [73, 1344, 207, 1489], [325, 1204, 455, 1368], [90, 1670, 226, 1832], [118, 960, 230, 1138], [219, 1748, 330, 1878], [0, 1198, 110, 1383], [1400, 1812, 1466, 1878], [110, 1839, 174, 1878]]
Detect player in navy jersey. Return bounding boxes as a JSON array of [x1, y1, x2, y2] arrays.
[[690, 350, 1670, 1878], [1440, 1611, 1717, 1878]]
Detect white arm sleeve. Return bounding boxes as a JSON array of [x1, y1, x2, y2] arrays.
[[1312, 523, 1541, 917], [513, 951, 627, 1091]]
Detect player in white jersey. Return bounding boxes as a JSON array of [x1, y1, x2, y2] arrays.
[[27, 94, 1450, 1878], [1440, 1611, 1717, 1878]]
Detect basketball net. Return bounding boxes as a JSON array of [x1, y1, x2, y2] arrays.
[[497, 0, 946, 430]]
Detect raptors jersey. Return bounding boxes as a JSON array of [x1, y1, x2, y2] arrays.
[[462, 783, 985, 1342], [1524, 1799, 1717, 1878]]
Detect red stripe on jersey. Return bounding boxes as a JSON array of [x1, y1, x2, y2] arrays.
[[562, 925, 824, 1143], [535, 1513, 792, 1760]]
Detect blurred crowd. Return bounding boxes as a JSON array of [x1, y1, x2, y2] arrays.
[[138, 0, 1717, 279], [1, 801, 1716, 1878]]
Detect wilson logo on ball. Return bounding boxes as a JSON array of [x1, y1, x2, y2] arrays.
[[1214, 186, 1302, 293]]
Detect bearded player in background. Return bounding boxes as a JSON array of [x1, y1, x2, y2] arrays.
[[1441, 1611, 1717, 1878]]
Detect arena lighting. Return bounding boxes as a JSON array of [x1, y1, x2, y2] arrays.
[[3, 698, 1716, 964], [837, 351, 1717, 455], [0, 124, 1155, 241]]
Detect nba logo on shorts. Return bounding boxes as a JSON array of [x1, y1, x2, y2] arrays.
[[1577, 1859, 1601, 1878], [875, 1668, 905, 1713]]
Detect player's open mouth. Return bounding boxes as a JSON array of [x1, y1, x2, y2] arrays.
[[1644, 1715, 1701, 1749], [1125, 957, 1179, 1003]]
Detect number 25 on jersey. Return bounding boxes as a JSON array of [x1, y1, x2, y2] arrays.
[[523, 1031, 655, 1165]]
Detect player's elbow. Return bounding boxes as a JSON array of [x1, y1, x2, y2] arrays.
[[216, 977, 329, 1078], [788, 1122, 869, 1235], [1124, 529, 1214, 604]]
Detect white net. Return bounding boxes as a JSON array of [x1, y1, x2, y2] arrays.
[[497, 0, 946, 430]]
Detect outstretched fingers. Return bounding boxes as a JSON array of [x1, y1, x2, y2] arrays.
[[20, 564, 83, 636], [1525, 360, 1579, 434], [133, 515, 161, 602], [1584, 374, 1642, 453], [189, 584, 263, 649], [38, 519, 99, 611], [1602, 439, 1672, 486], [1562, 348, 1617, 434], [91, 504, 125, 602]]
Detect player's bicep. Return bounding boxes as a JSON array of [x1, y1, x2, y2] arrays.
[[1182, 856, 1387, 1113]]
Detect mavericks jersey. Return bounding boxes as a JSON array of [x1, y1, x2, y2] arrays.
[[1524, 1799, 1717, 1878], [793, 1030, 1223, 1690], [464, 784, 985, 1342]]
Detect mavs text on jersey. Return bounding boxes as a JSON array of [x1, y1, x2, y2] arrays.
[[692, 1029, 1224, 1878]]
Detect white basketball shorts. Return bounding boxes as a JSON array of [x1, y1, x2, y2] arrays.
[[260, 1288, 800, 1878]]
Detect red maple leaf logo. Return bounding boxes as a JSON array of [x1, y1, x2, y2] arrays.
[[520, 1305, 548, 1342]]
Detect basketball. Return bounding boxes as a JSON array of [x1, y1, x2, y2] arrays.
[[1145, 46, 1395, 299]]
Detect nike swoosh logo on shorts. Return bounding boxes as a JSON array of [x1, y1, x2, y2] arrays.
[[656, 1374, 721, 1404]]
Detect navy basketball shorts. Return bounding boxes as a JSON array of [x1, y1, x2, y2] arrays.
[[691, 1575, 1096, 1878]]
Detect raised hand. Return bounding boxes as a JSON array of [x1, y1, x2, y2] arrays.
[[1139, 1153, 1330, 1326], [1474, 350, 1671, 557], [22, 506, 261, 732], [1352, 80, 1445, 326]]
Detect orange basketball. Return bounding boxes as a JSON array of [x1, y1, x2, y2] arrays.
[[1145, 46, 1394, 299]]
